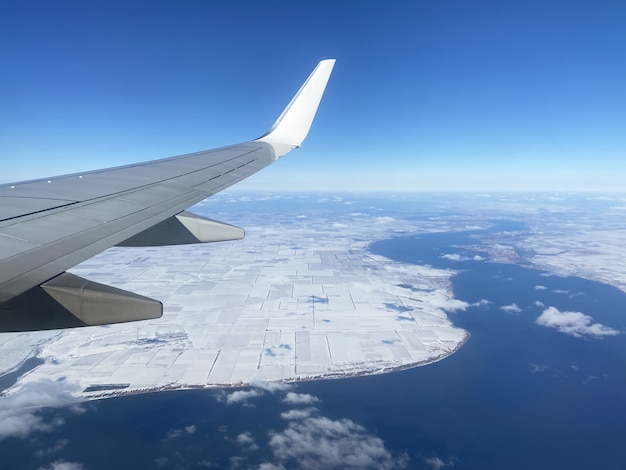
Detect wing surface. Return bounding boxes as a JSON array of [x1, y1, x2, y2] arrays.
[[0, 59, 335, 331]]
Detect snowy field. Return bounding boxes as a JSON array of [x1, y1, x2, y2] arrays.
[[0, 197, 469, 399]]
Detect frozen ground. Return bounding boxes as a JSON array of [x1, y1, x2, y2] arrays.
[[0, 196, 469, 399]]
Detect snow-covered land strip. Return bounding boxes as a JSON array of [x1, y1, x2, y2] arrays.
[[522, 228, 626, 294]]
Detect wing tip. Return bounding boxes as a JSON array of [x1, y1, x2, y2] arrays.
[[256, 59, 335, 150]]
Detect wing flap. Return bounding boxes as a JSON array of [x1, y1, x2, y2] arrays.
[[118, 211, 244, 246], [42, 272, 162, 326], [0, 272, 162, 332]]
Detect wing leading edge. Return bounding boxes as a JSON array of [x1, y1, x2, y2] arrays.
[[0, 59, 335, 331]]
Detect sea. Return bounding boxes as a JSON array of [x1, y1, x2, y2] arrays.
[[2, 215, 626, 469]]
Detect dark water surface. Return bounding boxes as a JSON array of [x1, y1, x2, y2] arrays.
[[0, 357, 44, 392]]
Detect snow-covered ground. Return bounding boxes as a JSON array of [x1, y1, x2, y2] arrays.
[[0, 199, 469, 399]]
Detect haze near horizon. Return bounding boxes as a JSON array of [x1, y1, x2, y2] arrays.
[[1, 1, 625, 191]]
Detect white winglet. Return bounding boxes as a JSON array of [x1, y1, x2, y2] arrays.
[[257, 59, 335, 150]]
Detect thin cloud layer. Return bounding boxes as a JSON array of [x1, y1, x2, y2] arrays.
[[500, 303, 522, 313], [529, 363, 548, 374], [37, 460, 84, 470], [536, 306, 620, 338], [165, 424, 196, 440], [236, 431, 260, 451], [280, 408, 317, 421], [254, 382, 293, 393], [225, 389, 263, 405], [282, 392, 320, 406], [423, 455, 456, 470], [35, 439, 70, 457]]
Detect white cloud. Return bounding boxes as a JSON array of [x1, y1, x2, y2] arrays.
[[0, 379, 82, 441], [254, 382, 292, 394], [423, 455, 455, 470], [534, 285, 547, 290], [35, 439, 70, 457], [257, 463, 285, 470], [165, 424, 196, 440], [37, 461, 84, 470], [470, 299, 491, 307], [282, 392, 320, 406], [236, 431, 260, 451], [230, 455, 245, 468], [536, 306, 620, 338], [225, 389, 263, 405], [500, 303, 522, 313], [266, 414, 408, 469], [236, 432, 255, 445], [280, 408, 317, 421], [442, 253, 483, 262], [441, 254, 463, 261], [529, 363, 548, 373], [427, 293, 470, 312], [533, 301, 546, 308]]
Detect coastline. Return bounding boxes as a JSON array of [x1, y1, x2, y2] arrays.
[[78, 330, 471, 401]]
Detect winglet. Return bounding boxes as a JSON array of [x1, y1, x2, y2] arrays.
[[256, 59, 335, 149]]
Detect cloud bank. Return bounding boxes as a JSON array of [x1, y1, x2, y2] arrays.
[[267, 412, 408, 469], [536, 306, 620, 338], [216, 385, 407, 469], [0, 378, 82, 441]]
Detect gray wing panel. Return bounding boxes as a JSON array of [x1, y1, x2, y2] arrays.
[[0, 141, 277, 302], [0, 58, 335, 323]]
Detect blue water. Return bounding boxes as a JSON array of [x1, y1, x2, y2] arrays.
[[368, 224, 626, 468], [2, 219, 626, 469], [0, 357, 43, 392]]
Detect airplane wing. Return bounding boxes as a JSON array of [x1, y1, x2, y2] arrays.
[[0, 59, 335, 332]]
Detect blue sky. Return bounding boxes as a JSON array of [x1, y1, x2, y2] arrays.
[[2, 0, 625, 191]]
